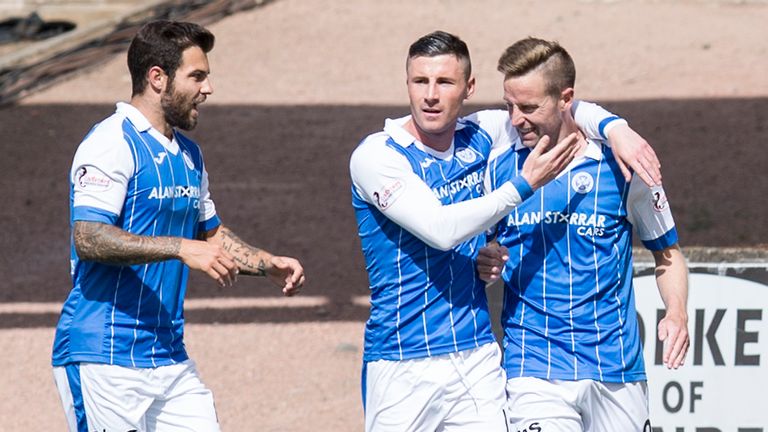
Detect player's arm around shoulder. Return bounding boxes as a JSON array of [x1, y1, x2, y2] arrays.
[[463, 109, 516, 156], [351, 135, 492, 251], [202, 225, 305, 296], [571, 100, 662, 186], [604, 121, 661, 187]]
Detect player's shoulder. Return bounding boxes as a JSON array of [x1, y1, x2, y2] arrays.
[[461, 109, 514, 149], [350, 130, 411, 178], [351, 130, 397, 161], [77, 110, 132, 152], [87, 109, 128, 136]]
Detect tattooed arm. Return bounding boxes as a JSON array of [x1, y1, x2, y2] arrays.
[[73, 221, 238, 287], [203, 225, 305, 296], [207, 226, 272, 276]]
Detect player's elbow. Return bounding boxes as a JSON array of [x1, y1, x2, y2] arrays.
[[421, 235, 457, 252]]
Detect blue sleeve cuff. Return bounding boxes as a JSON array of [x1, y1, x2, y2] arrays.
[[198, 214, 222, 234], [642, 227, 679, 251], [72, 206, 119, 225], [598, 115, 623, 139], [510, 176, 534, 201]]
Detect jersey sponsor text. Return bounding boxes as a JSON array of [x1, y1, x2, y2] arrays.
[[148, 185, 201, 200], [432, 169, 484, 200]]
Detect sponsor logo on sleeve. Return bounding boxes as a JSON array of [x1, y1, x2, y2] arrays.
[[74, 166, 112, 192], [652, 189, 668, 212], [373, 180, 404, 210], [571, 171, 594, 194]]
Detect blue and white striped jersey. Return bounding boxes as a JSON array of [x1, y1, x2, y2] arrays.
[[351, 105, 625, 363], [487, 138, 678, 383], [351, 114, 503, 362], [52, 103, 221, 368]]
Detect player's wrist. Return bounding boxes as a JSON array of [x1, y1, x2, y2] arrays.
[[601, 117, 628, 140], [511, 175, 535, 199], [175, 238, 193, 261]]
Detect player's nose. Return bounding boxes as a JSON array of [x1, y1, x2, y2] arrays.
[[425, 82, 439, 103], [201, 76, 213, 95], [510, 107, 525, 127]]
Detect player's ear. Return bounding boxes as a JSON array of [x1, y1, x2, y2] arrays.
[[560, 87, 574, 111], [147, 66, 168, 93], [465, 75, 476, 100]]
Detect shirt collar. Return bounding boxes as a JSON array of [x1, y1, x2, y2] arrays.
[[116, 102, 152, 132], [582, 138, 603, 161], [383, 115, 456, 159], [115, 102, 179, 153]]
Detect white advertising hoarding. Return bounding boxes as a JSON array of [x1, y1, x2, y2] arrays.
[[635, 273, 768, 431]]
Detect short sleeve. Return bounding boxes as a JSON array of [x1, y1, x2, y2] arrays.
[[626, 176, 678, 250], [197, 165, 221, 232], [572, 100, 628, 141], [71, 122, 134, 221]]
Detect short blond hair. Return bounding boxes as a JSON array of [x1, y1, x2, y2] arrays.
[[497, 37, 575, 96]]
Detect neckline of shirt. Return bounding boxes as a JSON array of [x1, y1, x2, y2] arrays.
[[384, 115, 463, 161], [116, 102, 180, 155]]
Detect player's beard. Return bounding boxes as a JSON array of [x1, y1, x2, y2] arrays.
[[161, 82, 201, 131]]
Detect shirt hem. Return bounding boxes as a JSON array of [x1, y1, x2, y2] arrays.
[[363, 335, 496, 362], [52, 352, 189, 368], [505, 369, 647, 383]]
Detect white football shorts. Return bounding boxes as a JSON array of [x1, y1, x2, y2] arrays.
[[53, 359, 219, 432], [364, 342, 508, 432], [506, 376, 650, 432]]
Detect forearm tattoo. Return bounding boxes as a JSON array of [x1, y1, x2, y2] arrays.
[[73, 221, 181, 265], [219, 227, 267, 277]]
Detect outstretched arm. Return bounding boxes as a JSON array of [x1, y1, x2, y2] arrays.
[[73, 220, 238, 287], [652, 244, 689, 369], [204, 225, 305, 296], [351, 133, 577, 251]]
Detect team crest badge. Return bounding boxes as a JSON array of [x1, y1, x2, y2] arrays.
[[571, 172, 594, 194], [455, 147, 477, 163]]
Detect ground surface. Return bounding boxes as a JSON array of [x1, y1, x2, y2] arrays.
[[1, 0, 767, 429]]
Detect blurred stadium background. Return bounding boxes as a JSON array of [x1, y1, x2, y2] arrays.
[[1, 0, 766, 429]]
